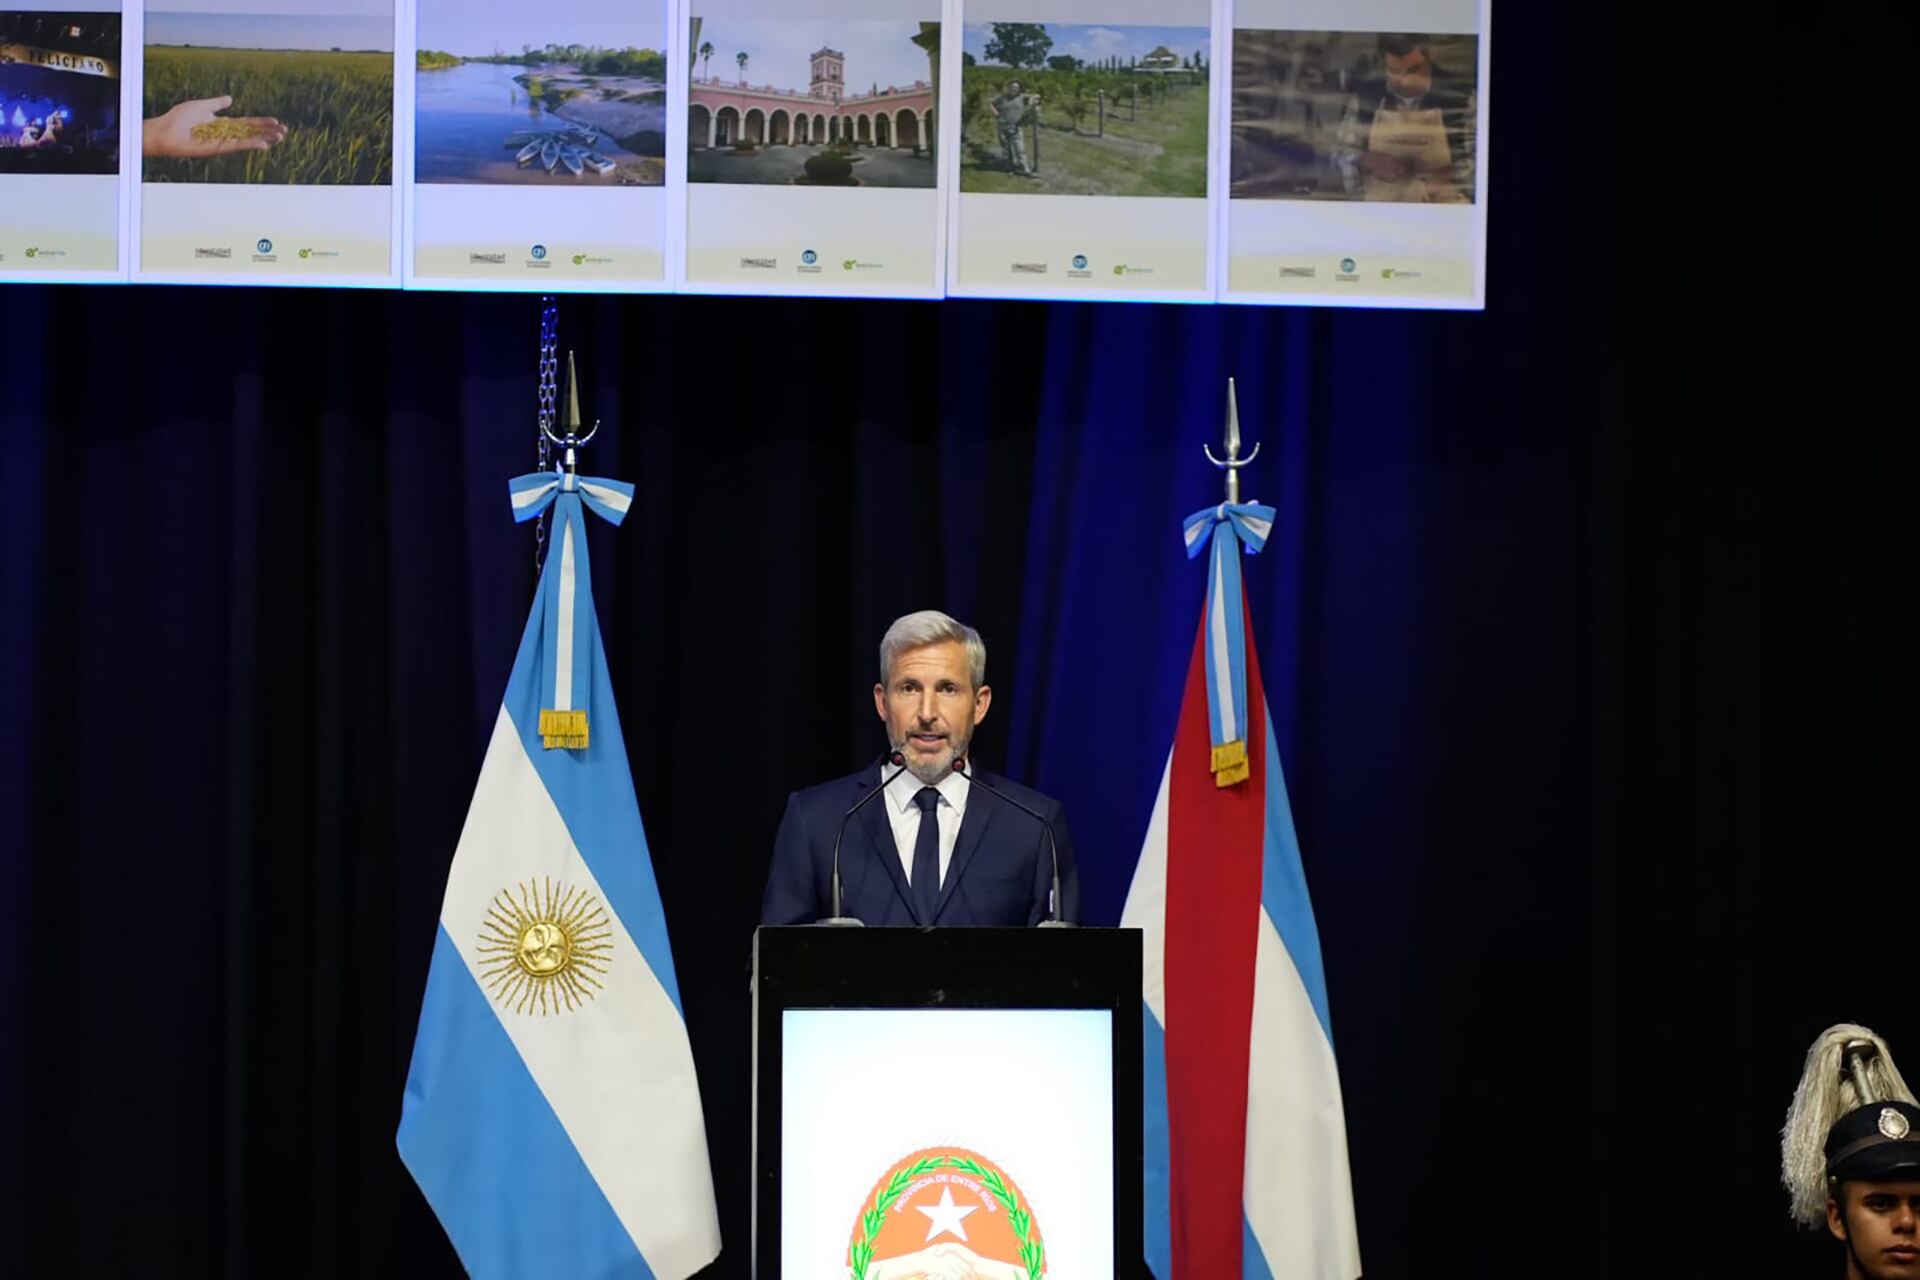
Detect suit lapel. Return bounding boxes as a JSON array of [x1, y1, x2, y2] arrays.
[[855, 776, 917, 923], [935, 780, 995, 923]]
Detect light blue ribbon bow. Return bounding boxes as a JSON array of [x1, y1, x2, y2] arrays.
[[508, 469, 635, 748], [1182, 501, 1276, 786]]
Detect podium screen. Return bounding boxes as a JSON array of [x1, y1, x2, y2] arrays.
[[782, 1007, 1114, 1280]]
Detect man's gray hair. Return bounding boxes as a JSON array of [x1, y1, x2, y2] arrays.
[[879, 610, 987, 690]]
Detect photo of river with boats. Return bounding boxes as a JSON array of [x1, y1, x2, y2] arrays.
[[413, 0, 665, 185]]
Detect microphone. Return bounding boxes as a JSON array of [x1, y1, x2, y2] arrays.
[[816, 750, 909, 927], [951, 756, 1074, 928]]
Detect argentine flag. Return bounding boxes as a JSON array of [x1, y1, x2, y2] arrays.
[[398, 468, 721, 1279], [1121, 502, 1361, 1279]]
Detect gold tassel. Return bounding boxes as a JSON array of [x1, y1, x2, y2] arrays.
[[539, 708, 589, 750], [1211, 739, 1249, 788]]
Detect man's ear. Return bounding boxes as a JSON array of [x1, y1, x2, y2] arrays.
[[873, 683, 887, 723], [1828, 1190, 1849, 1243], [972, 683, 992, 726]]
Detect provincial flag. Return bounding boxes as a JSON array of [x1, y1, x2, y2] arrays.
[[398, 467, 722, 1279], [1120, 501, 1361, 1279]]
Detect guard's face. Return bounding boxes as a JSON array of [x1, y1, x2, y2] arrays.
[[1829, 1180, 1920, 1278], [1384, 48, 1432, 101], [873, 641, 990, 784]]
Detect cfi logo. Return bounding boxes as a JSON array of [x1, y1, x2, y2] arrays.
[[802, 249, 818, 265], [847, 1146, 1044, 1280], [257, 238, 273, 254], [24, 247, 37, 258], [572, 253, 586, 265], [298, 247, 312, 260], [1071, 254, 1087, 270], [843, 258, 857, 271], [531, 244, 547, 260]]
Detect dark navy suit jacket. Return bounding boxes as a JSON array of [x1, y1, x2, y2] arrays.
[[760, 762, 1080, 927]]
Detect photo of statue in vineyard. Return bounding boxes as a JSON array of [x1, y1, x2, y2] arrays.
[[959, 22, 1208, 197], [142, 2, 393, 185], [684, 14, 938, 189], [414, 0, 666, 186]]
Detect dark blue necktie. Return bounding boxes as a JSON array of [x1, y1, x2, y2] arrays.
[[911, 786, 942, 922]]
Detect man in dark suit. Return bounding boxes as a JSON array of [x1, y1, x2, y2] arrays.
[[761, 610, 1079, 927]]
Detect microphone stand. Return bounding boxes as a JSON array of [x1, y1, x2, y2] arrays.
[[814, 752, 908, 927], [952, 757, 1075, 928]]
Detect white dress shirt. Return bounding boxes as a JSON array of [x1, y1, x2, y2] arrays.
[[880, 761, 969, 890]]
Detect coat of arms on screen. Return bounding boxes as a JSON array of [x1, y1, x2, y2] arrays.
[[846, 1146, 1045, 1280]]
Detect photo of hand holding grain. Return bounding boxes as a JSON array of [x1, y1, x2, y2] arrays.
[[142, 4, 393, 185]]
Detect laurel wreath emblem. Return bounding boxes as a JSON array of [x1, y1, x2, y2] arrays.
[[847, 1154, 1043, 1280]]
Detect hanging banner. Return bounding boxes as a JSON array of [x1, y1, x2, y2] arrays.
[[1222, 0, 1487, 308], [0, 6, 127, 280], [133, 0, 399, 284], [945, 0, 1214, 299], [405, 0, 670, 291], [680, 0, 944, 297]]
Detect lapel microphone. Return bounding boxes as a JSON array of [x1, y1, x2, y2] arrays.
[[816, 750, 909, 927], [950, 756, 1073, 928]]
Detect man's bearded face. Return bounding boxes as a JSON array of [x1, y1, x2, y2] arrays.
[[873, 640, 990, 784]]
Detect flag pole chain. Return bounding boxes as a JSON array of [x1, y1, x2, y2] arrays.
[[534, 296, 558, 575]]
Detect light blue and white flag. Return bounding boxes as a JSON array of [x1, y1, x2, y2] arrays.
[[398, 467, 721, 1279]]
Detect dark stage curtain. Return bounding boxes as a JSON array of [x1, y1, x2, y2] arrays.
[[0, 5, 1899, 1277]]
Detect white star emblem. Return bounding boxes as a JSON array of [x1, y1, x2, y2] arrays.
[[914, 1185, 979, 1243]]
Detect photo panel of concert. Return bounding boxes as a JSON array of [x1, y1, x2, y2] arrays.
[[0, 5, 126, 279]]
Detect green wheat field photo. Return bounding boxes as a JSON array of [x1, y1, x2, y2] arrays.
[[143, 12, 393, 185]]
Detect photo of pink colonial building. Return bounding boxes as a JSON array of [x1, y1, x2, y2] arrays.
[[690, 46, 933, 150]]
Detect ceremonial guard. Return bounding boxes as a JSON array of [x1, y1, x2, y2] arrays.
[[1783, 1024, 1920, 1279]]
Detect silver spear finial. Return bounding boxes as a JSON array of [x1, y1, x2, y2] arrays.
[[1202, 377, 1260, 504], [542, 348, 601, 474]]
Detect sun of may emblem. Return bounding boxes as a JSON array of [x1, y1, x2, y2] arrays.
[[846, 1146, 1045, 1280], [477, 879, 611, 1015]]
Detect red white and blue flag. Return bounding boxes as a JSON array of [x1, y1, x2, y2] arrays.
[[1120, 501, 1361, 1279]]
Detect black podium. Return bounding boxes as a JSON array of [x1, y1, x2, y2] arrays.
[[751, 926, 1144, 1279]]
